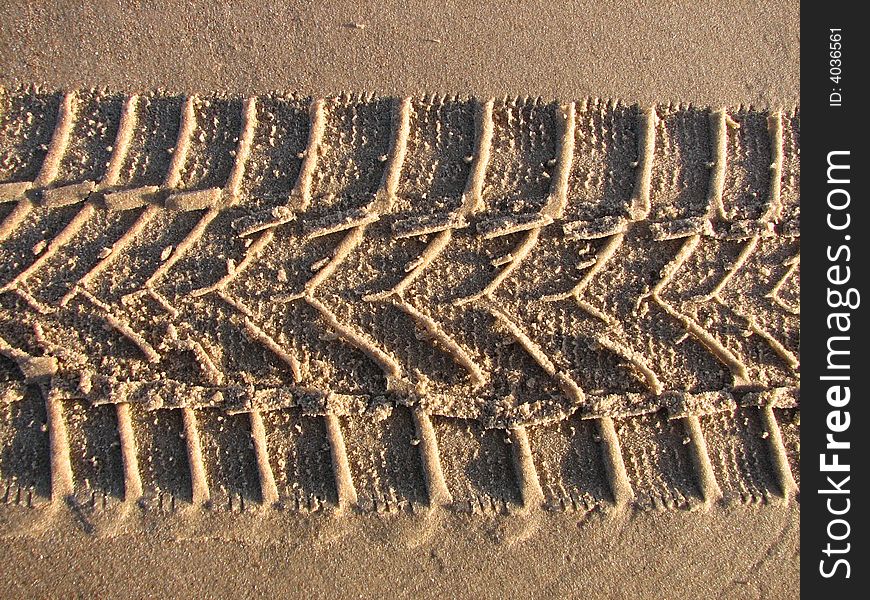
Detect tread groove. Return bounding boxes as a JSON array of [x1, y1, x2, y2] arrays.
[[181, 406, 209, 506], [115, 402, 143, 501], [249, 409, 279, 506], [760, 405, 798, 502], [596, 416, 634, 509], [325, 413, 358, 509], [45, 393, 74, 500]]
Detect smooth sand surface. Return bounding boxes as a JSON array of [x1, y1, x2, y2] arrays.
[[1, 0, 798, 108], [2, 504, 799, 599]]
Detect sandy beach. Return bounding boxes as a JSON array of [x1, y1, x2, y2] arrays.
[[0, 2, 799, 598]]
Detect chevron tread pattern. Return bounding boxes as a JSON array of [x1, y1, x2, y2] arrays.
[[0, 89, 799, 530]]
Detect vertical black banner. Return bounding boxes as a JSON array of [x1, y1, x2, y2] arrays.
[[802, 3, 867, 596]]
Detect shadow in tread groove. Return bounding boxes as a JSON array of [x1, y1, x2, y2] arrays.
[[0, 385, 50, 505]]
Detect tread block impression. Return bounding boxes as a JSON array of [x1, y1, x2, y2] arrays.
[[482, 97, 558, 211], [116, 93, 185, 189], [649, 104, 711, 221], [131, 406, 193, 511], [0, 89, 62, 185], [64, 400, 124, 509], [24, 204, 144, 305], [566, 98, 638, 221], [0, 201, 85, 287], [260, 409, 337, 512], [0, 386, 50, 506], [309, 94, 393, 215], [175, 96, 243, 192], [722, 108, 773, 222], [527, 416, 612, 512], [701, 407, 782, 504], [340, 406, 428, 513], [197, 409, 262, 512], [397, 95, 475, 207], [616, 411, 701, 510], [236, 93, 310, 209], [51, 89, 124, 188], [433, 416, 521, 514]]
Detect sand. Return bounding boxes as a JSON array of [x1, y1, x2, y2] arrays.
[[0, 2, 799, 599], [0, 0, 799, 108]]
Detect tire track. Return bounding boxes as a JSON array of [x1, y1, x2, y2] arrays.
[[0, 90, 799, 530]]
